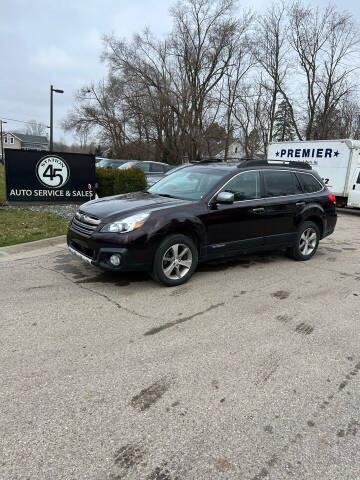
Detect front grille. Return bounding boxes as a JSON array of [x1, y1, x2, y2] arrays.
[[70, 211, 101, 237]]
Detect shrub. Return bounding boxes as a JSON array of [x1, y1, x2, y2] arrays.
[[96, 167, 147, 197]]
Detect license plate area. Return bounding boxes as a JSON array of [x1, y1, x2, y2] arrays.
[[70, 240, 95, 259]]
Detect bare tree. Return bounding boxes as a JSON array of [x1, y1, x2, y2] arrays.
[[25, 120, 47, 136], [62, 78, 128, 156], [233, 79, 271, 157], [63, 0, 360, 162], [220, 11, 255, 159], [255, 1, 295, 144], [314, 11, 360, 139], [288, 2, 359, 140]]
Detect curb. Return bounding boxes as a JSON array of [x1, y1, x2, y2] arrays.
[[0, 235, 67, 260]]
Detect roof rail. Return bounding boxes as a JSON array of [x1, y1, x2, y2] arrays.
[[238, 159, 312, 170], [193, 158, 226, 164]]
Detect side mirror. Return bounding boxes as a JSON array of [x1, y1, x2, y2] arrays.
[[216, 191, 235, 204]]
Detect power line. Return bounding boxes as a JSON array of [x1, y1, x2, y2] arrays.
[[0, 117, 48, 126], [0, 117, 63, 130]]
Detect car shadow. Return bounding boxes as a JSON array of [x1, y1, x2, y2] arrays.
[[198, 250, 285, 272], [336, 207, 360, 217], [75, 270, 150, 286], [53, 252, 150, 286], [54, 249, 292, 287]]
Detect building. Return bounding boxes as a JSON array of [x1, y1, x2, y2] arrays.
[[2, 131, 49, 152], [215, 141, 244, 160]]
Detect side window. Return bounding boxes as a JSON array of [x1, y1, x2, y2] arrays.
[[221, 170, 261, 201], [356, 172, 360, 184], [263, 170, 302, 197], [138, 162, 151, 173], [151, 162, 165, 173], [297, 173, 323, 193]]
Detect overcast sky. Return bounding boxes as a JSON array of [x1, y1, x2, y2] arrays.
[[1, 0, 359, 144]]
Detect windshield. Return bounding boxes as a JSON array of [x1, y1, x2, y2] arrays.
[[148, 168, 225, 200]]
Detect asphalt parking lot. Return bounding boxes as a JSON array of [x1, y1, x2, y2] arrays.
[[1, 210, 360, 480]]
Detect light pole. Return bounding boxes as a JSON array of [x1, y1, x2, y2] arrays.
[[0, 120, 7, 163], [50, 85, 64, 151]]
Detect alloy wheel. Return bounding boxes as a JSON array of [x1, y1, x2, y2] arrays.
[[162, 243, 193, 280], [299, 227, 317, 256]]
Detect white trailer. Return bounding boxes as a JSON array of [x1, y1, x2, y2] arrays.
[[267, 139, 360, 208]]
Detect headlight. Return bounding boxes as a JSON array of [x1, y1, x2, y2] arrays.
[[101, 212, 150, 233]]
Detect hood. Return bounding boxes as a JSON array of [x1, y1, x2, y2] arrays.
[[79, 191, 191, 220]]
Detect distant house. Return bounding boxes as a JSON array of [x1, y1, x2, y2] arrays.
[[2, 131, 49, 152], [215, 141, 244, 160]]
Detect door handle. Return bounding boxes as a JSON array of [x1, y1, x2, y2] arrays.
[[353, 185, 356, 190], [296, 201, 305, 206], [252, 207, 265, 213]]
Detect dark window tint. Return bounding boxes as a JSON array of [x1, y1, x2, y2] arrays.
[[151, 163, 165, 173], [221, 170, 261, 201], [264, 170, 302, 197], [297, 173, 323, 193], [356, 172, 360, 184]]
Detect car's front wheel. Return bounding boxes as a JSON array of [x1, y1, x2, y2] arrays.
[[287, 221, 320, 261], [152, 234, 198, 286]]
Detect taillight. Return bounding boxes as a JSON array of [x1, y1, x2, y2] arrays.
[[328, 192, 336, 204]]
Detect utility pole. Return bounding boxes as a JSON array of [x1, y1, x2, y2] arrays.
[[49, 85, 64, 151], [0, 120, 7, 164]]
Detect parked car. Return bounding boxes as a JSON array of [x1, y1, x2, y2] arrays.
[[68, 159, 337, 286], [95, 156, 106, 164], [119, 161, 173, 186], [97, 158, 128, 169]]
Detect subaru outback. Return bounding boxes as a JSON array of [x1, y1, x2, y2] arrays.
[[67, 159, 337, 286]]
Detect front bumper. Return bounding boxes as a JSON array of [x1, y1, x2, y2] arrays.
[[67, 226, 153, 271]]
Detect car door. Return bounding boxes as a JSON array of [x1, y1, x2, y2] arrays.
[[347, 168, 360, 208], [261, 169, 305, 247], [201, 170, 265, 257]]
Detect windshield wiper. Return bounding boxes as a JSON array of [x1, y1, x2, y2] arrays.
[[156, 193, 176, 198]]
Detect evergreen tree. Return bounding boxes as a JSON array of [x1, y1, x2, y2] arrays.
[[273, 100, 296, 141]]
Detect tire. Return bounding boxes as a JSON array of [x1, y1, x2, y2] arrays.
[[152, 234, 198, 286], [286, 221, 320, 261]]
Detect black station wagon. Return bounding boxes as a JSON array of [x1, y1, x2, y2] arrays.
[[68, 159, 337, 286]]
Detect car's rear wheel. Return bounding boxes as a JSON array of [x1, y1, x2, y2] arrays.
[[152, 234, 198, 286], [287, 221, 320, 261]]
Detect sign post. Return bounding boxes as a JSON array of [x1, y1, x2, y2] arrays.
[[5, 149, 95, 203]]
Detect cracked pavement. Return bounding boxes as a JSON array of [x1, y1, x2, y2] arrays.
[[1, 210, 360, 479]]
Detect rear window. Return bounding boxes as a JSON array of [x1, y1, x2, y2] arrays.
[[263, 170, 302, 197], [297, 173, 323, 193]]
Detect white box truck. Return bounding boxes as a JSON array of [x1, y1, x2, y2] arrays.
[[267, 139, 360, 208]]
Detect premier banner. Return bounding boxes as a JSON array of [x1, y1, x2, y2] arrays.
[[5, 149, 95, 203]]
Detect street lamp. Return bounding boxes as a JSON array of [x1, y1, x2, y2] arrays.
[[0, 120, 7, 163], [50, 85, 64, 151]]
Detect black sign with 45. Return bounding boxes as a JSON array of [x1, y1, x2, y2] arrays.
[[5, 149, 95, 203]]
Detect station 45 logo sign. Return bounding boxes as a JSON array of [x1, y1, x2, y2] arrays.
[[36, 155, 70, 188]]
